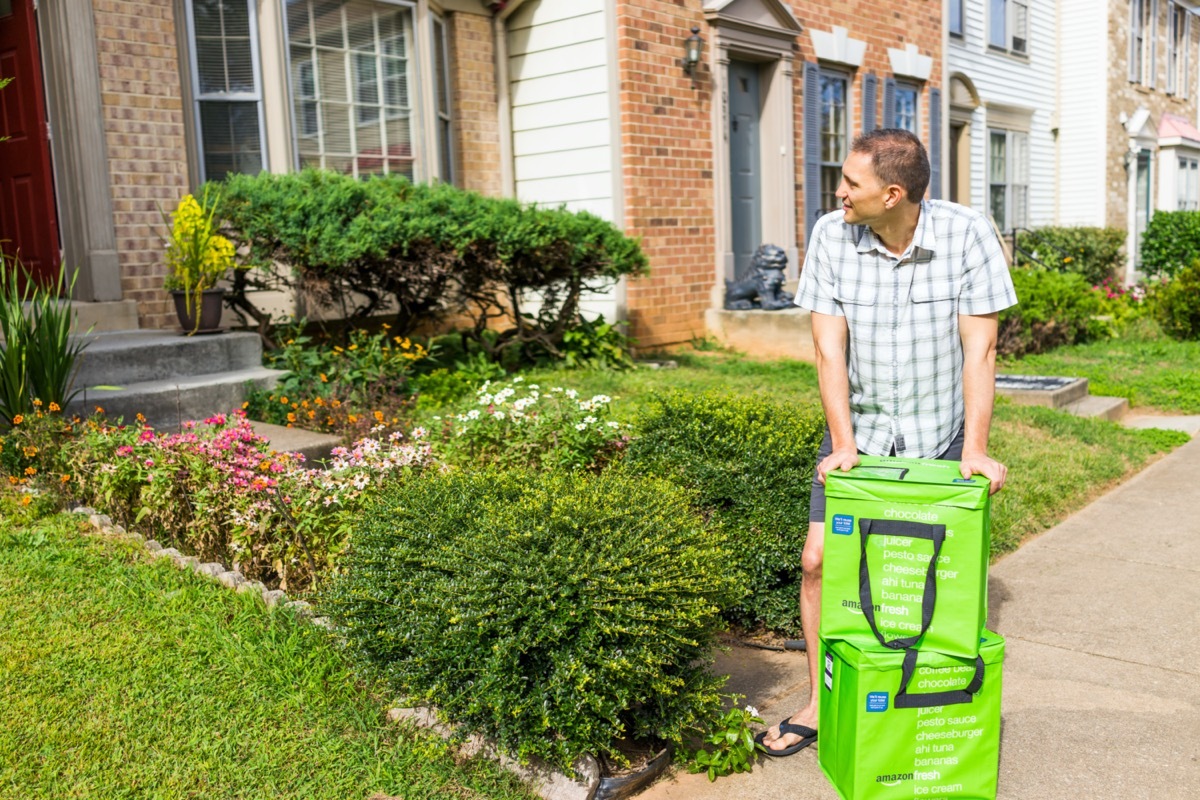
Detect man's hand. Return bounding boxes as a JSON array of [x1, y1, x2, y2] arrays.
[[817, 447, 860, 484], [959, 453, 1007, 495]]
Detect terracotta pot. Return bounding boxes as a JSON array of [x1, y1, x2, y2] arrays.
[[171, 288, 225, 334]]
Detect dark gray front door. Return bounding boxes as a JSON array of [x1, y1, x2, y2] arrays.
[[729, 61, 761, 281]]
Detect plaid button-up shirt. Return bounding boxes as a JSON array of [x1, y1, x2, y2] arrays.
[[795, 200, 1018, 458]]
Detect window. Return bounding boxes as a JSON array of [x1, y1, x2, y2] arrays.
[[285, 0, 416, 179], [186, 0, 265, 181], [989, 0, 1029, 54], [988, 129, 1028, 230], [432, 14, 454, 184], [894, 83, 920, 135], [949, 0, 964, 37], [1130, 0, 1155, 85], [819, 70, 849, 216], [1179, 156, 1199, 210], [1168, 2, 1190, 96]]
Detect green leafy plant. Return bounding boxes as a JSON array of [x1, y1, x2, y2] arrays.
[[1140, 210, 1200, 278], [159, 186, 237, 331], [1153, 260, 1200, 340], [556, 314, 636, 370], [0, 260, 89, 423], [619, 392, 826, 634], [321, 468, 740, 772], [997, 268, 1106, 357], [1014, 226, 1126, 285], [688, 703, 765, 781]]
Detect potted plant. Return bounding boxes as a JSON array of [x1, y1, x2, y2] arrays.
[[161, 187, 237, 334]]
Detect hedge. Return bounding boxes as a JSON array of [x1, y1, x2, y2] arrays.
[[321, 468, 739, 772], [214, 170, 648, 358], [1012, 226, 1125, 285], [1140, 210, 1200, 278], [998, 268, 1106, 356], [619, 392, 826, 635]]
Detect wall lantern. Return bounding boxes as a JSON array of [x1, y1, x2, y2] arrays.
[[683, 26, 704, 76]]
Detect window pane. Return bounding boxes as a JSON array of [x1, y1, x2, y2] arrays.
[[895, 87, 919, 134], [199, 100, 263, 180], [989, 185, 1006, 229], [286, 0, 416, 178], [989, 132, 1007, 183], [821, 166, 842, 217], [819, 74, 847, 163], [1011, 1, 1028, 52], [989, 0, 1006, 47], [193, 0, 256, 94], [950, 0, 964, 35]]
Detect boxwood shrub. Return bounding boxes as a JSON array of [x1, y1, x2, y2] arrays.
[[1140, 211, 1200, 278], [998, 268, 1107, 356], [321, 468, 739, 772], [619, 392, 826, 635], [1013, 226, 1125, 285]]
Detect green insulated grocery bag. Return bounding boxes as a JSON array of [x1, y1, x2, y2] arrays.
[[821, 456, 991, 659], [818, 632, 1005, 800]]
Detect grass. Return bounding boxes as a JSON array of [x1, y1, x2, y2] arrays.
[[0, 512, 536, 800], [998, 334, 1200, 413]]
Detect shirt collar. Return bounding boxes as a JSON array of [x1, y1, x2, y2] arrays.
[[854, 200, 938, 258]]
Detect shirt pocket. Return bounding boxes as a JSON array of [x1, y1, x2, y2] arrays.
[[833, 280, 877, 308], [909, 271, 960, 327]]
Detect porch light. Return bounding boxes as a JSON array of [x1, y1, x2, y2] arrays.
[[683, 27, 704, 76]]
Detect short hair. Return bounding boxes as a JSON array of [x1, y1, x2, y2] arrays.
[[850, 128, 930, 202]]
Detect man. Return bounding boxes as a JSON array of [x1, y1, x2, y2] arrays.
[[758, 128, 1017, 755]]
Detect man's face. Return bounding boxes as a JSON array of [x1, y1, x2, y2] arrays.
[[836, 151, 892, 226]]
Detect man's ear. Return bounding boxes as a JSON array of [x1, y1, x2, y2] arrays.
[[883, 184, 907, 209]]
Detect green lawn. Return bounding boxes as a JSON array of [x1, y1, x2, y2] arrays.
[[998, 335, 1200, 413], [0, 513, 536, 800]]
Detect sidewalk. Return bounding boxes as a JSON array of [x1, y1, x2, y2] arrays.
[[642, 433, 1200, 800]]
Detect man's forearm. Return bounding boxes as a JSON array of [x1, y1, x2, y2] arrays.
[[812, 314, 854, 450], [960, 314, 999, 457]]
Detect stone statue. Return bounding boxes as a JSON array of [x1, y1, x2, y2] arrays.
[[724, 244, 795, 310]]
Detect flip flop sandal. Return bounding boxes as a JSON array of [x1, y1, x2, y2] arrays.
[[755, 719, 818, 757]]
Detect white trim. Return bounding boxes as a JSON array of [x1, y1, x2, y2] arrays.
[[810, 26, 866, 68], [888, 44, 933, 81]]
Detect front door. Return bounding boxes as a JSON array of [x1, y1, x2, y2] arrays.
[[729, 60, 761, 282], [0, 0, 61, 286]]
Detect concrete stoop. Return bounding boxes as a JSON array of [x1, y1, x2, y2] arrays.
[[66, 330, 285, 430]]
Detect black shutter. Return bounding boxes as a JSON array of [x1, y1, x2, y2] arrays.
[[929, 87, 942, 200], [883, 77, 897, 129], [862, 73, 877, 133], [804, 61, 822, 244]]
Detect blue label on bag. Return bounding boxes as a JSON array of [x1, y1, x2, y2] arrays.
[[953, 478, 974, 484], [832, 514, 854, 535], [866, 692, 889, 712]]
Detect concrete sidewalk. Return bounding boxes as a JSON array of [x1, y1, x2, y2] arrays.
[[642, 435, 1200, 800]]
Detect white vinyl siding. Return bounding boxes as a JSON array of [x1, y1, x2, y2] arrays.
[[508, 0, 613, 221], [1054, 0, 1108, 226], [948, 0, 1056, 227], [506, 0, 617, 320]]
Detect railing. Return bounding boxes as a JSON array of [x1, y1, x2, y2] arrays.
[[1009, 227, 1073, 270]]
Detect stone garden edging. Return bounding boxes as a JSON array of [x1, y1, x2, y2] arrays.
[[69, 507, 635, 800]]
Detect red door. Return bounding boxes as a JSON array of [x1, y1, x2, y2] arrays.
[[0, 0, 61, 287]]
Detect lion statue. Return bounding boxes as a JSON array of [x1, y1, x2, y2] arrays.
[[724, 244, 795, 311]]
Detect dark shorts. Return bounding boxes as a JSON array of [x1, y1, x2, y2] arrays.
[[808, 425, 966, 523]]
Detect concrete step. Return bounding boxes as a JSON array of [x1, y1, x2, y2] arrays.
[[72, 330, 265, 389], [66, 366, 284, 430], [1062, 394, 1129, 422], [249, 420, 342, 464], [996, 374, 1089, 409]]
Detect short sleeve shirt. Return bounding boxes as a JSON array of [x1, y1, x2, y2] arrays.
[[794, 200, 1018, 458]]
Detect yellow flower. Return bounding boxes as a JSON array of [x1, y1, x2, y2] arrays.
[[32, 399, 42, 407], [319, 373, 328, 383], [287, 413, 297, 423], [23, 446, 38, 458], [330, 399, 341, 409], [11, 415, 22, 425], [7, 476, 17, 485], [373, 410, 385, 423], [136, 413, 146, 423], [242, 401, 250, 410], [48, 402, 60, 412], [24, 467, 36, 476], [20, 496, 31, 507], [347, 414, 358, 424]]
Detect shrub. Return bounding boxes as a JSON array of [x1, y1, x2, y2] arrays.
[[430, 377, 630, 471], [1140, 211, 1200, 278], [1154, 261, 1200, 340], [619, 392, 826, 634], [215, 170, 648, 363], [322, 469, 740, 771], [1013, 226, 1126, 286], [997, 268, 1106, 357]]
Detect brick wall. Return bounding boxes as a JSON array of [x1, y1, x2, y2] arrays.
[[616, 1, 717, 349], [1105, 0, 1200, 232], [449, 11, 503, 197], [616, 0, 942, 348], [93, 0, 189, 331]]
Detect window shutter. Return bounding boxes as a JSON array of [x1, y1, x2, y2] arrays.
[[862, 73, 877, 133], [1186, 12, 1192, 99], [1130, 0, 1139, 82], [1150, 0, 1159, 90], [804, 61, 822, 245], [929, 87, 942, 200], [883, 77, 896, 129]]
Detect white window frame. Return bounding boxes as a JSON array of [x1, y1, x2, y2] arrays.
[[949, 0, 964, 38], [432, 12, 454, 185], [184, 0, 268, 182], [988, 128, 1029, 231], [1178, 155, 1200, 210], [1167, 2, 1190, 96], [988, 0, 1029, 55], [282, 0, 418, 179], [818, 68, 851, 217], [1130, 0, 1158, 85], [893, 81, 920, 136]]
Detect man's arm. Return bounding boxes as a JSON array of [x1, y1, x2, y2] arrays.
[[812, 311, 859, 483], [959, 312, 1007, 494]]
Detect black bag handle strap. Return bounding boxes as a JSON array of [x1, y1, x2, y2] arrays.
[[858, 518, 946, 650], [894, 647, 985, 709]]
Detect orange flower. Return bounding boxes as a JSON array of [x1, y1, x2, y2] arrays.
[[94, 406, 105, 414], [32, 399, 42, 407], [24, 467, 36, 476], [136, 413, 146, 423], [20, 496, 31, 506], [7, 476, 18, 485], [330, 399, 341, 409], [315, 397, 326, 407], [287, 413, 297, 423], [320, 373, 328, 383], [373, 410, 385, 423], [307, 410, 316, 420], [60, 474, 71, 483], [347, 414, 358, 424], [242, 401, 250, 409], [11, 415, 23, 425], [48, 402, 60, 412], [280, 396, 289, 405], [23, 446, 38, 458]]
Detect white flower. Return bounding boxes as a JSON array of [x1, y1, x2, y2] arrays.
[[606, 421, 620, 429], [551, 387, 564, 393], [529, 384, 540, 390], [590, 394, 611, 405], [565, 389, 578, 399], [512, 376, 524, 383], [478, 394, 494, 405], [584, 416, 597, 424], [467, 409, 481, 420], [493, 411, 506, 420], [575, 422, 587, 431], [411, 427, 426, 440], [745, 705, 760, 718]]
